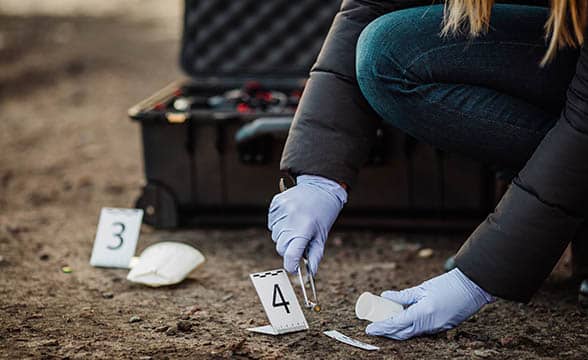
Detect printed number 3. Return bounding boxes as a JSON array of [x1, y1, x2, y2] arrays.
[[272, 284, 291, 314], [108, 222, 125, 250]]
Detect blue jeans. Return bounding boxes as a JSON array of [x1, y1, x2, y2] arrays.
[[356, 4, 579, 172]]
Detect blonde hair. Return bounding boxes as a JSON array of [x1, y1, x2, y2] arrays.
[[442, 0, 588, 66]]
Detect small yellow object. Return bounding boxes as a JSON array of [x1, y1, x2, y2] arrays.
[[61, 266, 73, 274], [165, 112, 187, 124], [313, 304, 321, 313], [418, 248, 434, 259]]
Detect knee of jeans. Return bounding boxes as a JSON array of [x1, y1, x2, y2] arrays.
[[357, 15, 394, 87], [356, 14, 416, 128]]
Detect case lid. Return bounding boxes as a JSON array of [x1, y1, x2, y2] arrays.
[[180, 0, 341, 79]]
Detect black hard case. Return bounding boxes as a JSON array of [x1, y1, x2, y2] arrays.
[[129, 0, 498, 230]]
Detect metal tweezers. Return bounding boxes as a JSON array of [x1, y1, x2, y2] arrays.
[[297, 257, 320, 312]]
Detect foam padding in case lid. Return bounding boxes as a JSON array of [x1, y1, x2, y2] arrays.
[[180, 0, 341, 78]]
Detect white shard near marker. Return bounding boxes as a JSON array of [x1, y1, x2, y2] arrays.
[[126, 241, 205, 287], [323, 330, 379, 351]]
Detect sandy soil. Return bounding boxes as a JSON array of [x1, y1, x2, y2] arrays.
[[1, 9, 588, 360]]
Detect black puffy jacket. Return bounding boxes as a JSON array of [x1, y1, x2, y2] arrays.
[[280, 0, 588, 302]]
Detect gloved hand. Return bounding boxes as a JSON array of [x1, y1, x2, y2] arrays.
[[366, 268, 494, 340], [268, 175, 347, 275]]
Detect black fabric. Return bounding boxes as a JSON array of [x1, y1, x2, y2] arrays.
[[456, 44, 588, 302], [281, 0, 434, 187], [279, 0, 588, 302], [280, 0, 547, 188], [180, 0, 341, 78]]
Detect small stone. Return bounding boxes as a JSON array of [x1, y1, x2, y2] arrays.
[[417, 248, 434, 259], [139, 357, 152, 360], [333, 236, 343, 247], [392, 241, 421, 252], [473, 349, 500, 358], [129, 316, 142, 323], [26, 313, 43, 320], [559, 350, 579, 357], [61, 266, 73, 273], [39, 254, 50, 261], [41, 339, 59, 347], [467, 340, 486, 349], [165, 327, 177, 336], [155, 325, 169, 333], [177, 320, 192, 332], [363, 262, 397, 272], [222, 294, 234, 302], [102, 292, 114, 299], [499, 336, 516, 347], [446, 329, 458, 341], [183, 305, 200, 316]]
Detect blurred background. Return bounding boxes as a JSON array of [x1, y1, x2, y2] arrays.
[[0, 0, 181, 215]]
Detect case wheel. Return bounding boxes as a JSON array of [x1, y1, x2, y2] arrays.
[[579, 280, 588, 309], [136, 182, 179, 229], [572, 225, 588, 279], [572, 225, 588, 308]]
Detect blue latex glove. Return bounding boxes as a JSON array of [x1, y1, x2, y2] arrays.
[[268, 175, 347, 275], [366, 268, 494, 340]]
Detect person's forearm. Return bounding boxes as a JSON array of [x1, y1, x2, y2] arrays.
[[281, 0, 435, 188]]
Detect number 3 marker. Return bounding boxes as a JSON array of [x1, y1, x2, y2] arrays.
[[90, 208, 143, 269], [108, 222, 126, 250]]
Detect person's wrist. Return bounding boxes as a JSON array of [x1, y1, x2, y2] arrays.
[[453, 268, 495, 304], [296, 174, 348, 205]]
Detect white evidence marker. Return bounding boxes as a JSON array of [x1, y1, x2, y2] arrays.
[[90, 207, 143, 269], [323, 330, 380, 351], [248, 269, 309, 335]]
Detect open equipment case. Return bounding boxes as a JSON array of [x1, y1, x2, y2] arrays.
[[129, 0, 499, 230]]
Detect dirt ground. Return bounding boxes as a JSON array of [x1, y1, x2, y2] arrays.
[[2, 7, 588, 360]]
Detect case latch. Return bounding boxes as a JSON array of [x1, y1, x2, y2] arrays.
[[165, 112, 188, 124]]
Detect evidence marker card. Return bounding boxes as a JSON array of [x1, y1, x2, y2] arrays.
[[249, 269, 308, 335], [90, 208, 143, 269]]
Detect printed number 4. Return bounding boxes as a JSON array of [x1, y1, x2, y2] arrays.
[[272, 284, 291, 314], [108, 222, 125, 250]]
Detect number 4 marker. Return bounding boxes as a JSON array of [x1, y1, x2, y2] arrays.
[[249, 269, 308, 335], [272, 284, 291, 314]]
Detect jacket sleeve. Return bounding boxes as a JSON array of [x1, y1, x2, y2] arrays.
[[455, 44, 588, 302], [280, 0, 435, 188]]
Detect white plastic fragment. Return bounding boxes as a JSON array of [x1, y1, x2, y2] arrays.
[[355, 292, 403, 322], [128, 256, 140, 269], [126, 241, 205, 287], [323, 330, 379, 351]]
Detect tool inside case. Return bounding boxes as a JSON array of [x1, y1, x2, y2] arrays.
[[129, 0, 499, 230]]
